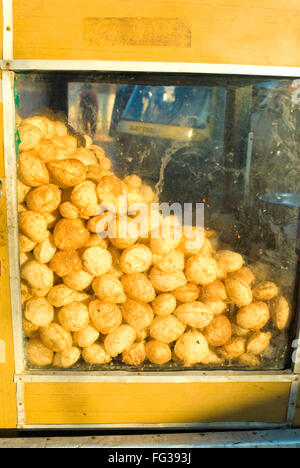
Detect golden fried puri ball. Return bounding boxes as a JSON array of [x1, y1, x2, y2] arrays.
[[202, 280, 227, 302], [24, 297, 54, 327], [172, 283, 200, 303], [177, 226, 205, 255], [236, 302, 270, 331], [19, 211, 49, 243], [58, 302, 90, 332], [53, 120, 68, 137], [47, 284, 80, 308], [228, 266, 256, 286], [270, 296, 292, 331], [215, 250, 244, 274], [82, 247, 112, 276], [71, 181, 99, 218], [150, 315, 186, 344], [109, 216, 139, 249], [247, 331, 272, 355], [26, 338, 53, 367], [86, 165, 108, 184], [231, 323, 250, 338], [20, 252, 34, 269], [53, 346, 81, 368], [73, 324, 100, 348], [121, 273, 156, 302], [40, 322, 72, 353], [120, 244, 152, 274], [145, 340, 172, 365], [35, 139, 58, 162], [85, 234, 109, 250], [47, 159, 86, 188], [140, 184, 155, 203], [154, 249, 185, 273], [43, 210, 61, 229], [18, 179, 31, 203], [253, 281, 279, 301], [33, 234, 57, 264], [23, 319, 39, 338], [49, 250, 82, 277], [185, 254, 218, 285], [82, 343, 112, 365], [175, 302, 214, 329], [219, 337, 246, 359], [202, 298, 227, 315], [149, 267, 186, 292], [87, 213, 110, 234], [18, 151, 50, 187], [96, 175, 128, 213], [21, 281, 32, 305], [238, 353, 261, 367], [150, 231, 182, 256], [51, 135, 77, 158], [19, 233, 36, 253], [73, 147, 98, 166], [152, 293, 177, 316], [124, 174, 142, 190], [201, 348, 224, 365], [203, 315, 232, 347], [24, 116, 55, 139], [174, 331, 209, 365], [26, 184, 61, 214], [18, 123, 43, 151], [21, 260, 54, 297], [53, 218, 90, 250], [122, 341, 146, 366], [121, 299, 154, 330], [90, 144, 108, 165], [63, 269, 94, 291], [104, 324, 136, 357], [89, 301, 122, 334], [92, 274, 126, 303], [225, 278, 253, 307]]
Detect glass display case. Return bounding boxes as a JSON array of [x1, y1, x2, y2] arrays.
[[13, 71, 300, 373]]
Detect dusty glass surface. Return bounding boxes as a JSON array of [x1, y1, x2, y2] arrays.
[[15, 72, 300, 371]]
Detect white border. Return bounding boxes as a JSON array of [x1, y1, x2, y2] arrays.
[[2, 0, 13, 61]]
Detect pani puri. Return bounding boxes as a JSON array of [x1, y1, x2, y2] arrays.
[[201, 348, 224, 365], [47, 159, 86, 188], [39, 322, 72, 353], [178, 227, 205, 255], [152, 293, 177, 316], [53, 218, 90, 250], [120, 244, 152, 274], [22, 116, 49, 138], [145, 340, 172, 365], [104, 324, 137, 357], [35, 139, 58, 162], [73, 147, 98, 166], [33, 234, 57, 264], [63, 269, 94, 291], [26, 184, 61, 213], [53, 120, 68, 137], [86, 165, 108, 183], [140, 184, 155, 203], [73, 324, 100, 348], [154, 249, 185, 273], [149, 267, 187, 292], [236, 302, 270, 331], [51, 135, 77, 157], [150, 232, 181, 256], [219, 337, 246, 359], [253, 281, 279, 301], [18, 179, 31, 203], [238, 353, 261, 367], [121, 273, 156, 302], [202, 279, 227, 301], [87, 213, 110, 234], [247, 331, 272, 355], [43, 210, 61, 229], [71, 180, 99, 218], [202, 299, 227, 315], [26, 338, 53, 367], [21, 260, 54, 297], [19, 233, 36, 253], [18, 151, 50, 187], [96, 175, 128, 213], [124, 174, 142, 190], [23, 319, 39, 338], [82, 247, 112, 276], [215, 250, 244, 273], [228, 266, 256, 286], [174, 331, 209, 365], [89, 301, 122, 334], [82, 343, 112, 365], [58, 302, 90, 332], [50, 250, 82, 277], [203, 315, 232, 347], [122, 341, 146, 366], [231, 323, 250, 338], [175, 302, 213, 329], [92, 274, 126, 303], [18, 123, 43, 151], [84, 234, 109, 250], [19, 210, 49, 243], [270, 296, 292, 331], [225, 278, 253, 307], [185, 254, 218, 285], [121, 299, 154, 330], [21, 281, 32, 304], [149, 315, 186, 344], [53, 346, 81, 368], [59, 201, 80, 219], [172, 283, 200, 303], [109, 216, 139, 249], [24, 297, 54, 327], [47, 284, 79, 307]]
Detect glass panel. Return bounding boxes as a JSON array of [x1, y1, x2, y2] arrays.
[[15, 72, 300, 371]]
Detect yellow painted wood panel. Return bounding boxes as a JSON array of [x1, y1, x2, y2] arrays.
[[0, 73, 17, 428], [12, 0, 300, 66], [24, 382, 290, 426]]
